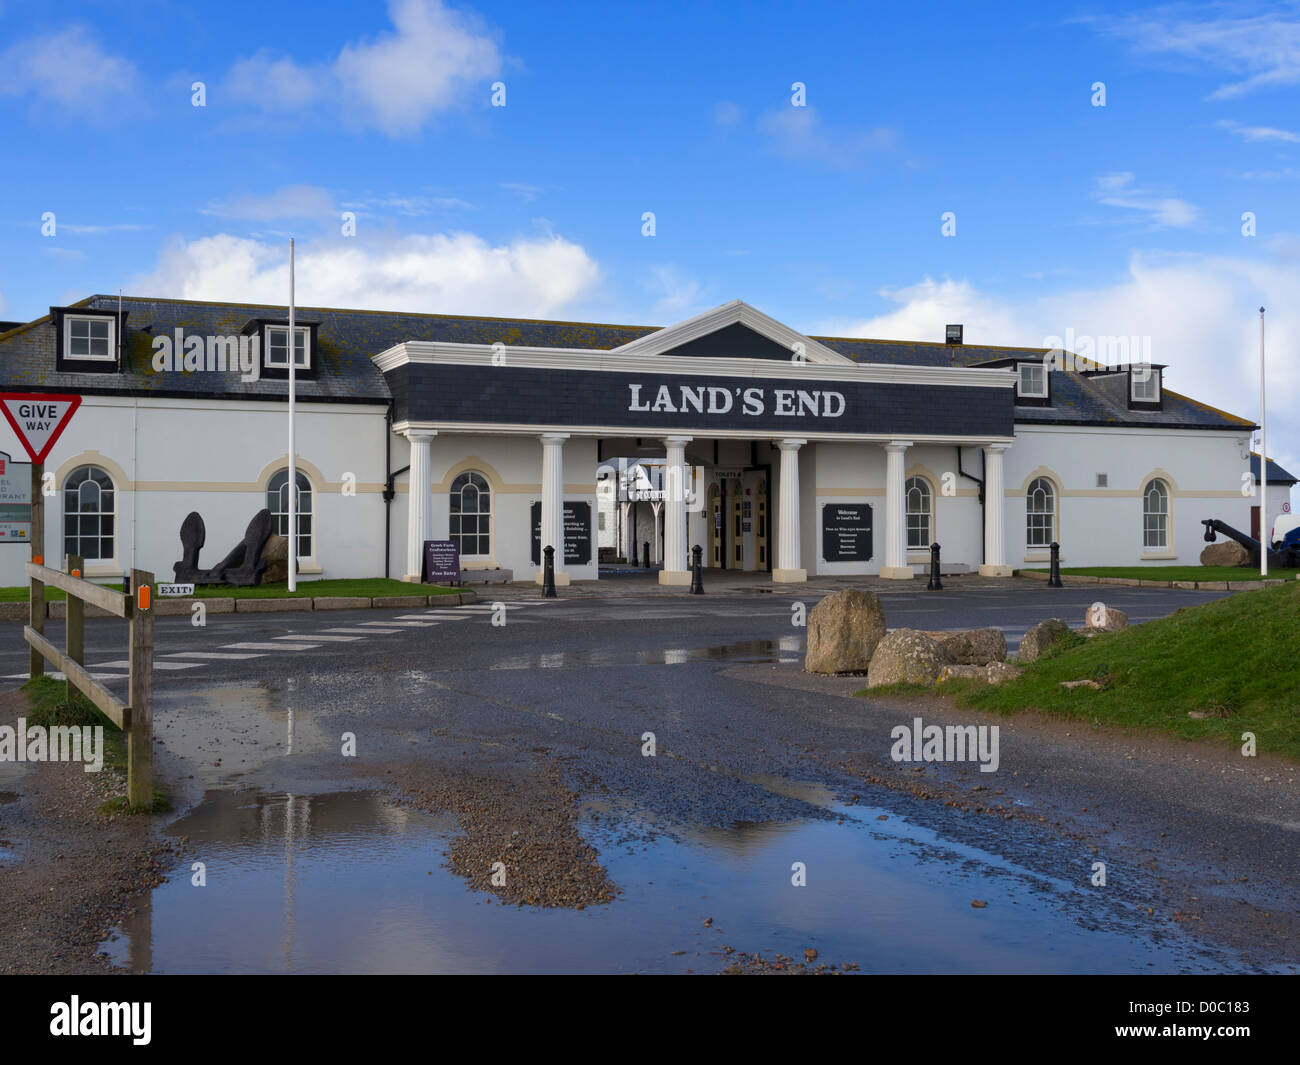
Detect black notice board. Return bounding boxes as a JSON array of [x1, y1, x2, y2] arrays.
[[423, 539, 461, 583], [822, 503, 872, 562], [530, 501, 592, 565]]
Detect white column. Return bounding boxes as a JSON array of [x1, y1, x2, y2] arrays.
[[403, 430, 437, 582], [538, 433, 570, 586], [980, 443, 1013, 576], [774, 438, 807, 583], [619, 502, 631, 561], [658, 436, 692, 584], [880, 440, 914, 579]]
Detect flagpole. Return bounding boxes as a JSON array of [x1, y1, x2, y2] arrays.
[[1259, 306, 1267, 579], [288, 238, 297, 592]]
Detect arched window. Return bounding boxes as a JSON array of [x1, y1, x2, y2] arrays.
[[1143, 478, 1169, 550], [450, 471, 491, 558], [268, 469, 313, 559], [1026, 477, 1055, 547], [905, 476, 932, 549], [63, 466, 114, 561]]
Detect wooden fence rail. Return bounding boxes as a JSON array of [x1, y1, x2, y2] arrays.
[[24, 556, 155, 808]]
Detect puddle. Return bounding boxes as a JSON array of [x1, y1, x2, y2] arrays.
[[489, 636, 803, 671], [99, 786, 1244, 974]]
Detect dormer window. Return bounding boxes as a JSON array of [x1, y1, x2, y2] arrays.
[[265, 325, 310, 369], [1017, 361, 1047, 399], [1131, 366, 1160, 403], [64, 315, 115, 361]]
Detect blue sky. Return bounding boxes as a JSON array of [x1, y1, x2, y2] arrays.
[[2, 0, 1299, 462]]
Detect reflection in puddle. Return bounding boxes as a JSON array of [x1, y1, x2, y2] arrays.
[[100, 786, 1227, 974], [490, 636, 803, 671]]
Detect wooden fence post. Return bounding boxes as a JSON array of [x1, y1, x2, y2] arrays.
[[28, 461, 44, 680], [127, 569, 154, 809], [65, 554, 83, 706]]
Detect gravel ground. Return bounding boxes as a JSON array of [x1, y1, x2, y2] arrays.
[[0, 689, 177, 975], [396, 757, 617, 908]]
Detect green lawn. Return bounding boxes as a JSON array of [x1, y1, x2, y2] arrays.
[[186, 578, 462, 599], [1021, 565, 1298, 583], [939, 582, 1300, 760], [0, 577, 462, 601]]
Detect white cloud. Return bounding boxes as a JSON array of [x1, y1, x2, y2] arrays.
[[1087, 7, 1300, 99], [203, 185, 337, 221], [0, 25, 139, 119], [1093, 172, 1200, 228], [130, 230, 600, 319], [223, 0, 501, 136], [642, 265, 706, 320], [819, 278, 1029, 347], [817, 252, 1300, 471], [758, 106, 896, 168], [1216, 118, 1300, 143]]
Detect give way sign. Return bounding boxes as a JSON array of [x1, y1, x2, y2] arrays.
[[0, 393, 82, 463]]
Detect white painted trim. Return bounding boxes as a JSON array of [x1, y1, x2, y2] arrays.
[[63, 314, 117, 362], [373, 339, 1016, 389], [391, 419, 1015, 446]]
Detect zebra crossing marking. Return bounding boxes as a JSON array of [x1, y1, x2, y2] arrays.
[[223, 641, 320, 651]]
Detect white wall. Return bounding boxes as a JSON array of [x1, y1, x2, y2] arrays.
[[419, 433, 598, 582], [1004, 426, 1252, 567], [0, 395, 389, 587]]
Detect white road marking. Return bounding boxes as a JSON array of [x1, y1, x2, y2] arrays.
[[163, 651, 266, 660], [359, 621, 433, 627], [5, 671, 125, 680], [92, 659, 201, 671], [416, 612, 471, 620], [223, 641, 320, 651], [325, 627, 398, 634], [273, 634, 362, 642]]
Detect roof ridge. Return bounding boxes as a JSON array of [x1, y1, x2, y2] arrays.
[[87, 294, 658, 333]]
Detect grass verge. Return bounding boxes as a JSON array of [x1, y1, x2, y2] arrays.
[[1021, 565, 1298, 583], [21, 676, 172, 809], [952, 583, 1300, 760]]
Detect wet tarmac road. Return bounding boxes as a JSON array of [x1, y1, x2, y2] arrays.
[[6, 583, 1296, 973]]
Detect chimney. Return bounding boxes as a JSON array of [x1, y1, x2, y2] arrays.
[[945, 324, 963, 345]]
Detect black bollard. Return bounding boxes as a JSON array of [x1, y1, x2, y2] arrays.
[[927, 542, 943, 590], [690, 544, 705, 594], [1048, 541, 1063, 587], [643, 541, 651, 569], [542, 544, 557, 598]]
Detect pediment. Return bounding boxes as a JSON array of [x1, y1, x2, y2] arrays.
[[612, 300, 850, 364]]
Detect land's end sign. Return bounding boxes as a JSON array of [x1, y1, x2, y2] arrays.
[[0, 394, 82, 464]]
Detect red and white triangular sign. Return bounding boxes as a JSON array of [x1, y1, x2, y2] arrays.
[[0, 393, 82, 464]]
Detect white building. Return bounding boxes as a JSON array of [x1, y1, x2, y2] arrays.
[[0, 296, 1257, 587]]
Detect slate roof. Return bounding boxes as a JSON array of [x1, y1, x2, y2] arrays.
[[0, 294, 1255, 431], [1251, 453, 1298, 485]]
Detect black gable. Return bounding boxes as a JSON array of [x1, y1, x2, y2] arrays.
[[657, 322, 796, 360]]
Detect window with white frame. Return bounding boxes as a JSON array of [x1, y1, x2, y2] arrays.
[[268, 469, 313, 559], [264, 326, 310, 369], [63, 466, 115, 561], [1131, 366, 1159, 402], [1143, 478, 1169, 549], [905, 476, 932, 549], [449, 471, 491, 558], [1017, 361, 1047, 399], [64, 316, 115, 361], [1026, 477, 1055, 548]]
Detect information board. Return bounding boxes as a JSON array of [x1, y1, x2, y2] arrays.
[[822, 503, 873, 562]]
